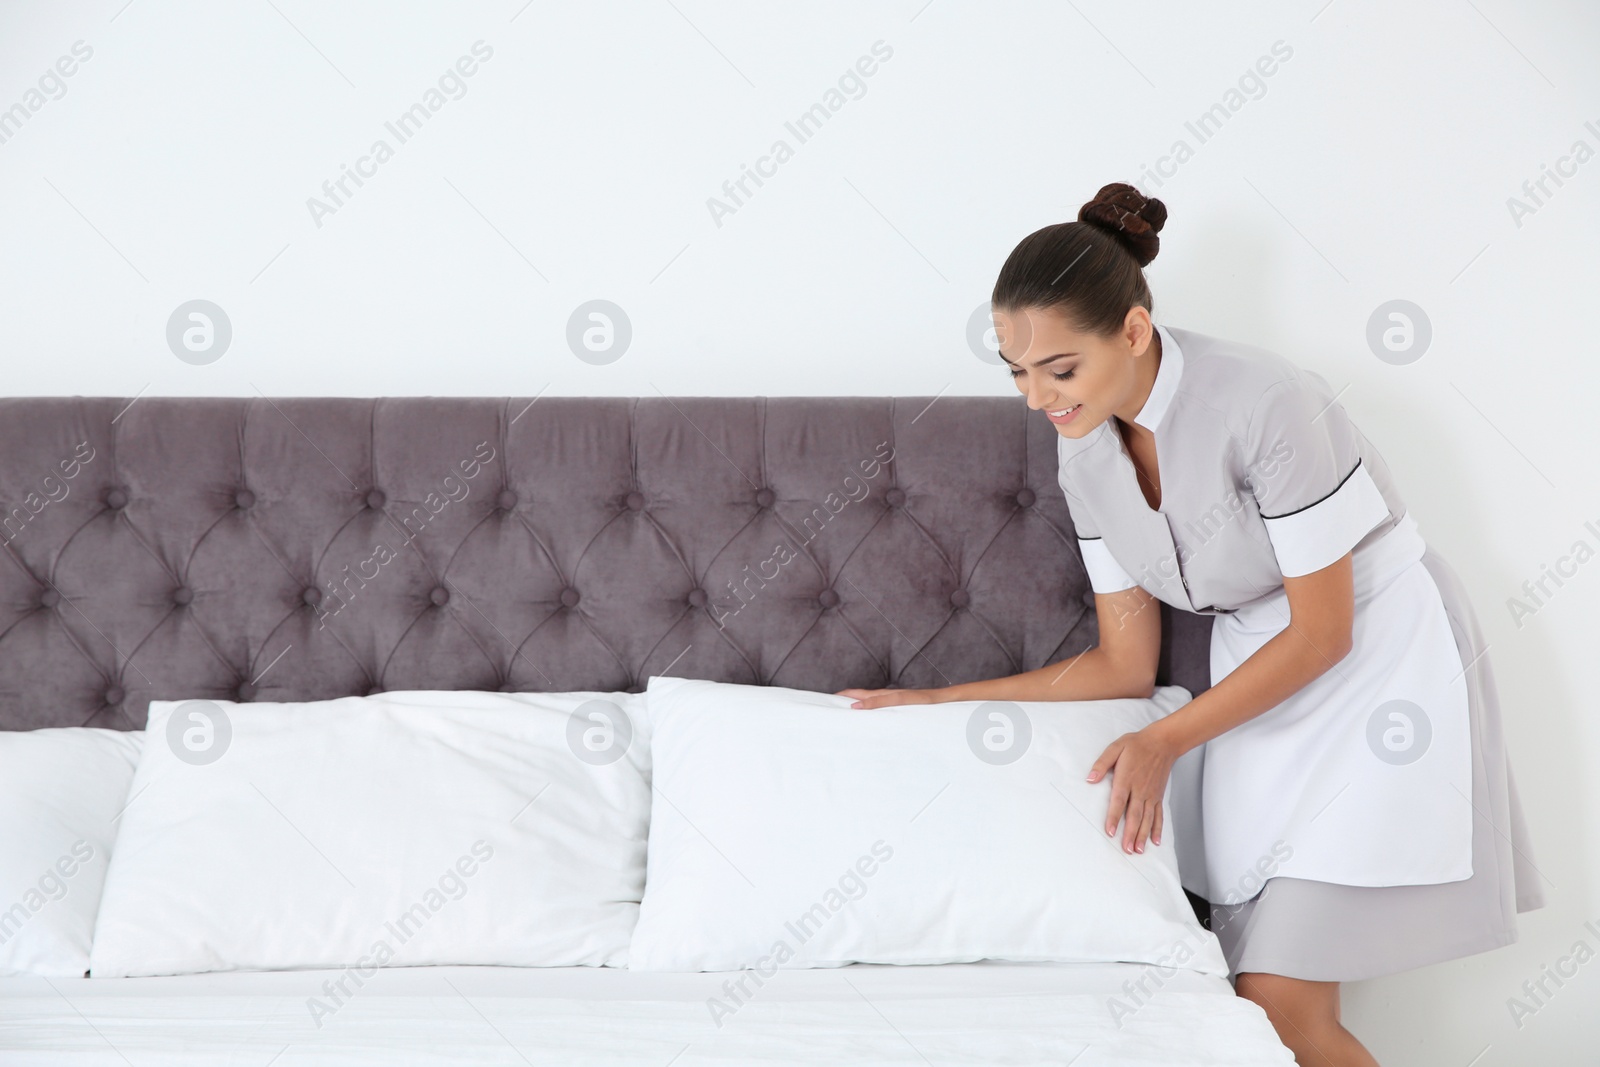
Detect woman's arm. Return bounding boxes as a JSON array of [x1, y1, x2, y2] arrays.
[[1143, 552, 1355, 755], [1090, 551, 1357, 855], [839, 583, 1162, 708]]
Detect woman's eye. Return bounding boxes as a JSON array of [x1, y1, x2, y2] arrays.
[[1053, 369, 1075, 381]]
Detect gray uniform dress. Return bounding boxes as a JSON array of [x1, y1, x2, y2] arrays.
[[1057, 324, 1546, 982]]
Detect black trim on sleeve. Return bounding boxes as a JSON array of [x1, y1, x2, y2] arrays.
[[1075, 535, 1102, 541], [1258, 459, 1363, 522]]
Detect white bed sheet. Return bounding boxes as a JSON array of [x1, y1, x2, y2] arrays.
[[1, 961, 1293, 1065]]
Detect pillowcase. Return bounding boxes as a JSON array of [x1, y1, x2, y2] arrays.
[[629, 676, 1227, 975], [0, 727, 143, 976], [89, 689, 649, 977]]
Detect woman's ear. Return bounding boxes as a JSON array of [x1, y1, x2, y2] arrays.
[[1122, 306, 1154, 356]]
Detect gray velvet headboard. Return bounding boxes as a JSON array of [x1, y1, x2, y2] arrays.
[[0, 397, 1212, 730]]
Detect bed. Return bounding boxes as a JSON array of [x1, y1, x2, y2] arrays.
[[0, 396, 1290, 1064], [2, 962, 1292, 1064]]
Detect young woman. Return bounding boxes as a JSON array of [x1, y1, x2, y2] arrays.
[[839, 183, 1545, 1066]]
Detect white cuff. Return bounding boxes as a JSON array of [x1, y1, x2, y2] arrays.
[[1261, 460, 1391, 577], [1078, 538, 1138, 593]]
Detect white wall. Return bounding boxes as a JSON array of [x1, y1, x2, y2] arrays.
[[3, 0, 1597, 1060]]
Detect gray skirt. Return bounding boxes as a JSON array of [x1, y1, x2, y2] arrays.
[[1208, 547, 1547, 984]]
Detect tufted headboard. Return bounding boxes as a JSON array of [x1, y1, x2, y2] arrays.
[[0, 397, 1212, 730]]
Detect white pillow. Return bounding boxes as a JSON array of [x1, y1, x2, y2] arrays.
[[89, 690, 649, 977], [630, 676, 1227, 975], [0, 727, 143, 976]]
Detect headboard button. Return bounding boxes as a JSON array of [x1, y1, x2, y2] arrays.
[[1015, 488, 1037, 508], [236, 683, 257, 701], [104, 488, 129, 510], [430, 586, 451, 607], [754, 488, 776, 508], [172, 586, 193, 606], [949, 589, 971, 609], [234, 489, 256, 509], [38, 588, 60, 609], [884, 488, 906, 508], [560, 587, 581, 608], [103, 686, 125, 706], [817, 588, 840, 609], [497, 490, 518, 510], [686, 588, 708, 608], [625, 491, 645, 511], [302, 587, 323, 608], [366, 490, 386, 510]]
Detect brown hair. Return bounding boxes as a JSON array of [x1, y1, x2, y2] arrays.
[[991, 182, 1167, 336]]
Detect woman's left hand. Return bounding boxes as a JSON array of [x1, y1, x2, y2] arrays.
[[1087, 726, 1179, 855]]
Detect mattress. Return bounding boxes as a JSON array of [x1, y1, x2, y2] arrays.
[[1, 960, 1293, 1064]]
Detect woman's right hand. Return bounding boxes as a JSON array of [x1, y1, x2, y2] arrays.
[[836, 687, 945, 709]]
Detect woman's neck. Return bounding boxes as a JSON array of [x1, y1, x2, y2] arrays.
[[1114, 327, 1163, 430]]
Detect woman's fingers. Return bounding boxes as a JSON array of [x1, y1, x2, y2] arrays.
[[1105, 775, 1132, 838], [834, 688, 932, 709], [1092, 731, 1171, 853], [1134, 800, 1158, 854], [1122, 796, 1146, 854], [1088, 737, 1125, 785], [836, 688, 890, 708]]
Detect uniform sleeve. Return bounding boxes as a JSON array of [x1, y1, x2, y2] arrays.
[[1059, 467, 1137, 594], [1245, 374, 1391, 578]]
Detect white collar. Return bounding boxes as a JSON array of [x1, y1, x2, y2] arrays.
[[1131, 324, 1184, 432]]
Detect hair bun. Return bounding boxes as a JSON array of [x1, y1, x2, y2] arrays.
[[1077, 182, 1166, 267]]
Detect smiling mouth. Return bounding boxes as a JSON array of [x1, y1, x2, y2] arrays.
[[1046, 404, 1082, 422]]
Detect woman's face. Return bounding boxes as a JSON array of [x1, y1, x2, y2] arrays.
[[995, 305, 1156, 439]]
